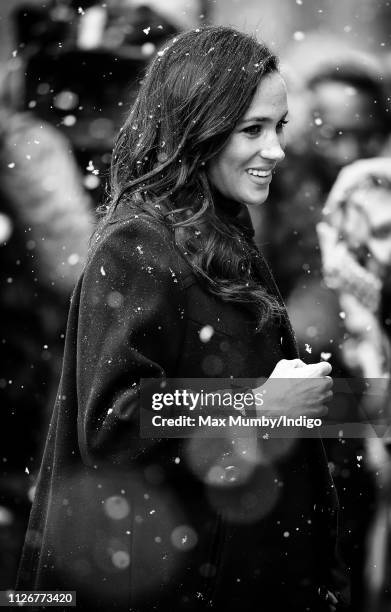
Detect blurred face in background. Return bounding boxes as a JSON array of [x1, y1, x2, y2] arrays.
[[346, 186, 391, 278], [309, 79, 386, 178]]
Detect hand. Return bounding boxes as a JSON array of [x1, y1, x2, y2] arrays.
[[323, 157, 391, 219], [254, 358, 333, 419]]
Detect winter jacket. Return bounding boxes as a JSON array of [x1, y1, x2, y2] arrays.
[[16, 201, 349, 611]]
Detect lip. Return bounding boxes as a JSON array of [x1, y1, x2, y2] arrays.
[[246, 166, 275, 173], [246, 169, 273, 185], [247, 166, 275, 170]]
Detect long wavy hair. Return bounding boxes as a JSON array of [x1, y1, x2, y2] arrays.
[[103, 25, 285, 328]]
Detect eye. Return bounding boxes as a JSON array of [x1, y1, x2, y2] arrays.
[[277, 119, 289, 132], [242, 124, 262, 136]]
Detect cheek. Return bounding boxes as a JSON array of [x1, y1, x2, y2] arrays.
[[211, 155, 239, 184]]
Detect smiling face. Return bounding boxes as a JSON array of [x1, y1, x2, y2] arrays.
[[207, 71, 288, 208]]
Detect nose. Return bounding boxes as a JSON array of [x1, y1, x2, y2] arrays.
[[260, 143, 285, 163]]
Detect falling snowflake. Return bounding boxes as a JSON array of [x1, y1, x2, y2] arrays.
[[84, 174, 100, 190], [68, 253, 80, 266], [320, 352, 331, 361], [111, 550, 130, 569], [293, 31, 305, 41], [100, 266, 106, 276], [170, 525, 198, 551], [86, 160, 97, 173], [305, 343, 312, 354], [104, 496, 130, 520], [63, 115, 77, 127], [199, 325, 214, 343], [143, 27, 151, 35]]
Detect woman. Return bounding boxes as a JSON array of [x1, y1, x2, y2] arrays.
[[17, 26, 349, 611]]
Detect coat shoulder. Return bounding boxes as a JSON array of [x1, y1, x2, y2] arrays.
[[86, 213, 191, 285]]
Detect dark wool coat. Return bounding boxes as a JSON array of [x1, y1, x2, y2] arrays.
[[16, 204, 349, 611]]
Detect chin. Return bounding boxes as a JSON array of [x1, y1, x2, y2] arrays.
[[244, 190, 269, 207]]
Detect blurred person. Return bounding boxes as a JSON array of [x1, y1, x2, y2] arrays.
[[16, 26, 349, 612], [0, 63, 94, 588], [256, 37, 390, 612], [259, 36, 390, 302], [318, 159, 391, 612]]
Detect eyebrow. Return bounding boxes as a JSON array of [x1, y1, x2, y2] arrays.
[[240, 110, 289, 124]]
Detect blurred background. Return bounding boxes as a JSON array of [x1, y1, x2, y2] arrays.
[[0, 1, 391, 611]]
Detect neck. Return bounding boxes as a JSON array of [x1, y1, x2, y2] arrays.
[[212, 187, 242, 218], [212, 188, 255, 238]]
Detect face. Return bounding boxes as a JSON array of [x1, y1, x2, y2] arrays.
[[310, 80, 385, 175], [207, 71, 288, 207], [348, 187, 391, 277]]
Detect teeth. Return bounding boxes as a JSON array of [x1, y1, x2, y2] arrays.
[[247, 169, 271, 177]]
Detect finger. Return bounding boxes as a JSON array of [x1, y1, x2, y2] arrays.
[[321, 377, 333, 392], [270, 358, 306, 377], [318, 405, 329, 417], [303, 361, 332, 377], [291, 358, 307, 368], [323, 390, 334, 403], [324, 375, 333, 386], [305, 405, 328, 418]]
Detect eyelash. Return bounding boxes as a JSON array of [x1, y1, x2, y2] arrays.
[[242, 119, 289, 136]]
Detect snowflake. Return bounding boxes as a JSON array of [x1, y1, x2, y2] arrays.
[[199, 325, 214, 343]]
